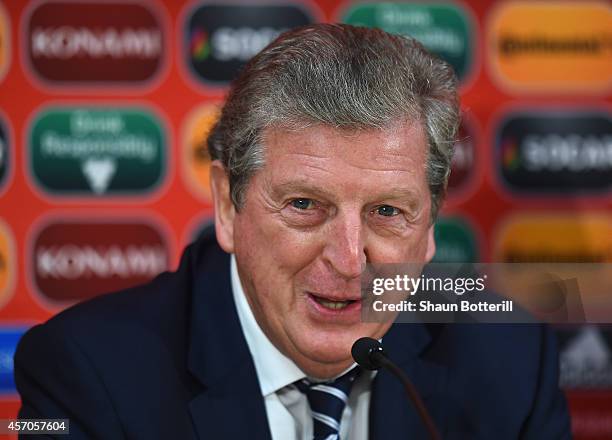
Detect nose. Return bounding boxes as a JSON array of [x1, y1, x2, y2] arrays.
[[322, 211, 367, 280]]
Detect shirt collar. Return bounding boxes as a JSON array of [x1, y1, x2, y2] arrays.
[[230, 254, 306, 397]]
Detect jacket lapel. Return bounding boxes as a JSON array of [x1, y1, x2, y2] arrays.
[[186, 236, 272, 440], [370, 323, 449, 439]]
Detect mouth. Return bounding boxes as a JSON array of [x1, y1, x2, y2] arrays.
[[312, 296, 357, 310], [306, 292, 362, 318]]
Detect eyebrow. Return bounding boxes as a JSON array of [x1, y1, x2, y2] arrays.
[[270, 181, 334, 200]]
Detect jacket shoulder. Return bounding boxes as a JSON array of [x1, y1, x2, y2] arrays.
[[14, 236, 229, 438]]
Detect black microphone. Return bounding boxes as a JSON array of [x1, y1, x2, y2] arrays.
[[352, 337, 441, 440]]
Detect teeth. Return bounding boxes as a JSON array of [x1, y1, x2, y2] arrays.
[[315, 297, 351, 310]]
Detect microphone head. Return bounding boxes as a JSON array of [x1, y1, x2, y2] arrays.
[[351, 337, 385, 371]]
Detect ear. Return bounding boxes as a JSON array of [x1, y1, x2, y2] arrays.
[[210, 160, 235, 253], [425, 223, 436, 263]]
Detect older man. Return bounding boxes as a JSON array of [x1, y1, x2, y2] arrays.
[[15, 24, 570, 439]]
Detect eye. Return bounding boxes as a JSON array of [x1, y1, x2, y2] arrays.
[[374, 205, 400, 217], [290, 198, 315, 210]]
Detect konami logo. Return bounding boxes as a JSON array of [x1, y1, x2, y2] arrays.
[[24, 1, 165, 84], [31, 220, 170, 305]]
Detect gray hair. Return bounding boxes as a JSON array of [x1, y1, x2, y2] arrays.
[[208, 23, 460, 221]]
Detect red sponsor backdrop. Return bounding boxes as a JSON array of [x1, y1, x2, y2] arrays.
[[0, 1, 610, 438]]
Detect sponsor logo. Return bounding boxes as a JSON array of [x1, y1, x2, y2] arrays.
[[494, 214, 612, 263], [0, 327, 27, 394], [432, 217, 478, 263], [0, 114, 9, 192], [25, 1, 165, 84], [342, 3, 474, 82], [488, 1, 612, 92], [496, 111, 612, 193], [190, 28, 210, 62], [29, 106, 167, 197], [182, 104, 220, 201], [448, 116, 477, 196], [558, 326, 612, 388], [565, 388, 612, 438], [0, 2, 10, 82], [185, 4, 314, 84], [0, 220, 15, 309], [495, 215, 612, 323], [31, 220, 170, 305]]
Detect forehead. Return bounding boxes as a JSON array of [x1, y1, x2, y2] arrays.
[[261, 120, 428, 179]]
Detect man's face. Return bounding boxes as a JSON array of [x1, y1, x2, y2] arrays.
[[211, 119, 436, 378]]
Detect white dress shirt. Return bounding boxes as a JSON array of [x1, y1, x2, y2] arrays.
[[230, 255, 372, 440]]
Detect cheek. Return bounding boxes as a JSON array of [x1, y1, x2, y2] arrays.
[[233, 211, 321, 300], [369, 227, 432, 263], [258, 210, 325, 264]]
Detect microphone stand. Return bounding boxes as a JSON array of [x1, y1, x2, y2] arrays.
[[372, 350, 441, 440]]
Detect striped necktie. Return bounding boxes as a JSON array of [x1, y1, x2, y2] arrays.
[[295, 368, 361, 440]]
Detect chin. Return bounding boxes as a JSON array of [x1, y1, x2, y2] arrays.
[[308, 342, 351, 364], [294, 327, 367, 366]]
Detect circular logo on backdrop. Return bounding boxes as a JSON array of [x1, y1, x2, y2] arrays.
[[432, 216, 479, 263], [0, 220, 16, 310], [494, 213, 612, 263], [342, 2, 475, 83], [495, 110, 612, 194], [183, 3, 315, 85], [29, 217, 171, 308], [0, 327, 29, 394], [182, 104, 221, 202], [0, 113, 11, 194], [0, 2, 10, 83], [23, 0, 167, 87], [447, 113, 479, 200], [488, 1, 612, 93], [28, 105, 168, 199]]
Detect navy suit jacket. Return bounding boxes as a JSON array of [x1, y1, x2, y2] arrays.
[[14, 232, 571, 439]]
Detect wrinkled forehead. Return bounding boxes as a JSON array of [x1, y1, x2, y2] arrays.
[[260, 118, 429, 166]]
